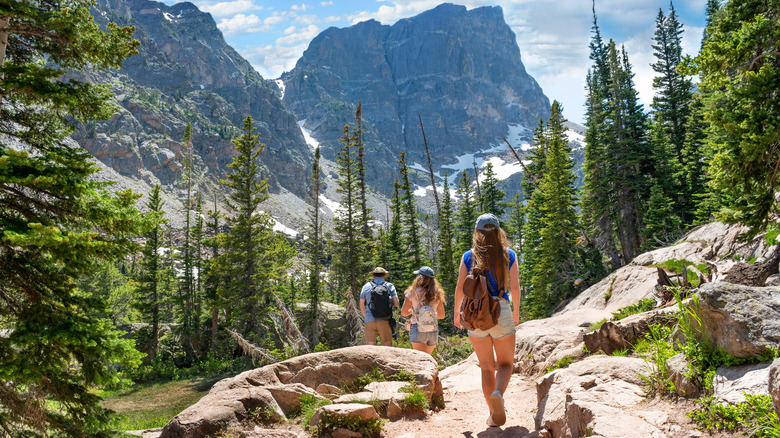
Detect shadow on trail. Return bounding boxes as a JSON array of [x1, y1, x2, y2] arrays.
[[463, 426, 531, 437]]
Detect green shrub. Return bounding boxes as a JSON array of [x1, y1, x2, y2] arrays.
[[313, 342, 331, 353], [589, 318, 607, 332], [654, 259, 709, 287], [611, 298, 657, 321], [433, 335, 474, 369], [294, 394, 331, 426], [399, 383, 429, 412], [546, 355, 573, 373], [310, 412, 384, 437], [611, 349, 630, 357], [637, 324, 677, 395], [388, 369, 417, 384], [688, 394, 780, 437]]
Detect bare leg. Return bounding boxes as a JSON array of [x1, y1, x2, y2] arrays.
[[469, 335, 497, 408], [493, 333, 516, 395]]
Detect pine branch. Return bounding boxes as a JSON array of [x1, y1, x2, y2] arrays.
[[272, 293, 310, 355], [342, 288, 364, 346], [226, 329, 279, 365]]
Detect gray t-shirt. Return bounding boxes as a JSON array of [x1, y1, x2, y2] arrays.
[[360, 277, 397, 322]]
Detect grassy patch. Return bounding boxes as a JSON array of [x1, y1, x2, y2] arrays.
[[102, 377, 217, 430], [433, 335, 474, 370], [589, 318, 607, 332], [688, 394, 780, 437], [654, 259, 710, 287], [546, 355, 573, 373], [310, 412, 384, 438], [293, 394, 331, 427], [637, 324, 677, 396], [611, 298, 657, 321], [399, 383, 429, 412]]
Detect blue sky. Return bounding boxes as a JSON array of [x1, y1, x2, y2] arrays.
[[167, 0, 709, 124]]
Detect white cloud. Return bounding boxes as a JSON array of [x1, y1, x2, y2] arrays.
[[295, 14, 318, 25], [217, 14, 268, 36], [283, 25, 296, 34], [275, 24, 320, 46], [242, 43, 309, 78], [320, 1, 334, 6], [291, 3, 309, 11], [201, 0, 261, 18], [264, 13, 285, 25]]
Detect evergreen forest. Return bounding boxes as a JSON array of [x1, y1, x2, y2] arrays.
[[1, 0, 779, 435]]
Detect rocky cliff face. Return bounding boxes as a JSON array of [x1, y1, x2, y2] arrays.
[[73, 0, 311, 197], [281, 3, 550, 191]]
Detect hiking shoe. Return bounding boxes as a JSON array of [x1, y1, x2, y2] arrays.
[[486, 414, 498, 427], [489, 390, 506, 426]]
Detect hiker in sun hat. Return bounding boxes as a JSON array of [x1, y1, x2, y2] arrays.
[[454, 213, 521, 427], [359, 267, 399, 346], [400, 266, 446, 354]]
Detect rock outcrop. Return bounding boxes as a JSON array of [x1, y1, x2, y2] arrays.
[[583, 306, 677, 356], [534, 356, 667, 437], [713, 362, 771, 405], [75, 0, 311, 197], [160, 346, 440, 438], [281, 3, 549, 192], [693, 282, 780, 358]]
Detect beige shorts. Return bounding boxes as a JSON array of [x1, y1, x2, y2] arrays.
[[467, 299, 516, 339], [365, 320, 392, 345]]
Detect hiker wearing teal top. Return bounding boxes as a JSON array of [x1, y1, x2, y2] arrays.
[[454, 213, 521, 428], [400, 266, 446, 355], [359, 267, 399, 346]]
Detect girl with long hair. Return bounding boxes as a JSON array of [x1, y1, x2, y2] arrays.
[[454, 213, 520, 428], [401, 266, 446, 354]]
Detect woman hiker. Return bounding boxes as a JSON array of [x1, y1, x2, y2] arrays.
[[454, 213, 521, 428], [400, 266, 446, 354]]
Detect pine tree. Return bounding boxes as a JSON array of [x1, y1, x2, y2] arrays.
[[306, 147, 324, 345], [581, 6, 622, 269], [0, 0, 143, 432], [455, 170, 478, 255], [354, 102, 371, 239], [687, 0, 780, 240], [332, 125, 366, 300], [383, 180, 409, 286], [399, 152, 423, 267], [650, 1, 695, 223], [191, 193, 204, 347], [527, 102, 579, 317], [134, 185, 167, 362], [436, 173, 457, 310], [642, 180, 682, 247], [480, 162, 505, 217], [604, 41, 650, 264], [221, 116, 285, 339], [520, 120, 548, 316], [178, 122, 196, 358], [204, 193, 223, 353], [505, 194, 525, 255]]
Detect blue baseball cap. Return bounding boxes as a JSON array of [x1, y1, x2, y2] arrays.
[[475, 213, 500, 230], [414, 266, 435, 277]]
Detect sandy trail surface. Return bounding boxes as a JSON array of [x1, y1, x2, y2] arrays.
[[383, 357, 539, 438]]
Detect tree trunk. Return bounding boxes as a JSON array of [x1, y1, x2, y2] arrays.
[[210, 306, 218, 352], [0, 17, 9, 70]]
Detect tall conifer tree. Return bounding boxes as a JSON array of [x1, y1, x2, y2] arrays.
[[455, 170, 478, 255], [436, 173, 457, 311], [134, 185, 167, 362], [480, 162, 505, 217], [306, 147, 324, 345], [332, 125, 366, 299], [0, 0, 143, 432], [399, 152, 423, 268]]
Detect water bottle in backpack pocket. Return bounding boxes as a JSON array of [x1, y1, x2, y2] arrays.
[[416, 304, 437, 332]]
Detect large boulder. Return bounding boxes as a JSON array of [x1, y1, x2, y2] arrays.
[[514, 309, 605, 376], [534, 356, 663, 438], [294, 302, 349, 348], [769, 359, 780, 419], [160, 346, 439, 438], [693, 282, 780, 359], [583, 306, 677, 355], [713, 362, 771, 405], [667, 353, 701, 398]]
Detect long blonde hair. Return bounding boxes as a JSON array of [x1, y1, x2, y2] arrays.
[[405, 274, 446, 306], [471, 227, 510, 291]]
